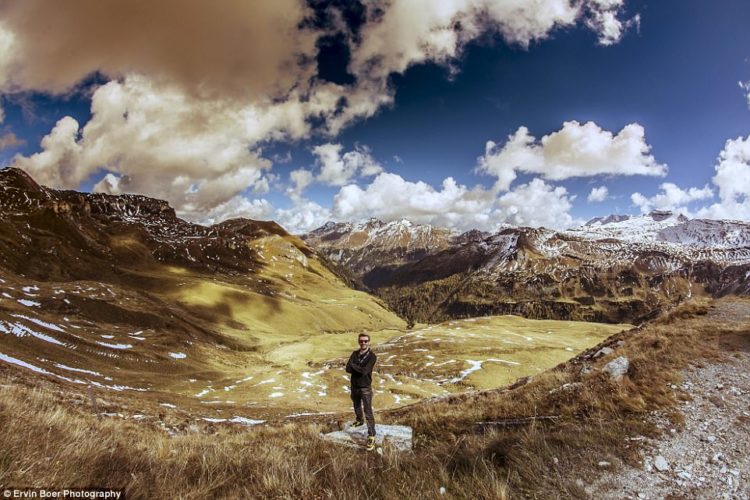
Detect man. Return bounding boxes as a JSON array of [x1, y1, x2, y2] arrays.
[[345, 332, 377, 451]]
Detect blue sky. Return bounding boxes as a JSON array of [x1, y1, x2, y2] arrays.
[[1, 0, 749, 233]]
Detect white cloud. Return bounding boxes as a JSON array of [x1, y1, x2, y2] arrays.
[[627, 135, 750, 222], [740, 81, 750, 110], [332, 172, 497, 231], [477, 121, 667, 190], [695, 134, 750, 220], [0, 101, 22, 150], [289, 169, 315, 196], [349, 0, 631, 83], [631, 182, 713, 214], [496, 178, 577, 229], [12, 76, 325, 216], [92, 173, 124, 195], [199, 196, 275, 227], [275, 197, 332, 235], [0, 0, 635, 140], [585, 1, 639, 46], [13, 116, 84, 187], [587, 186, 609, 202], [252, 174, 277, 196], [272, 151, 293, 164], [314, 143, 383, 187], [330, 172, 577, 231], [94, 173, 275, 226], [712, 135, 750, 204]]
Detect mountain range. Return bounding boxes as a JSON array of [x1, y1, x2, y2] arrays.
[[303, 211, 750, 325]]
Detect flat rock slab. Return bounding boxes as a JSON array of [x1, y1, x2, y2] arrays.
[[321, 423, 413, 451]]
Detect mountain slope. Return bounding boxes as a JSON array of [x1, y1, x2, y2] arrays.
[[0, 167, 406, 415], [303, 219, 486, 289], [305, 214, 750, 324]]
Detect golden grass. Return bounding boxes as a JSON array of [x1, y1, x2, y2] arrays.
[[0, 380, 508, 499], [0, 297, 745, 499]]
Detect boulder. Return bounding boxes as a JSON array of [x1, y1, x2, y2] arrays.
[[321, 423, 413, 451], [593, 346, 614, 359], [603, 356, 629, 380]]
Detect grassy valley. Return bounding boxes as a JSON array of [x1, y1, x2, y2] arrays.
[[1, 297, 746, 499]]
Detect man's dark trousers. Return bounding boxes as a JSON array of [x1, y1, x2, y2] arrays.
[[351, 386, 375, 437]]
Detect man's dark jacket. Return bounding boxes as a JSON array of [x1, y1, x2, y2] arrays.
[[346, 349, 377, 388]]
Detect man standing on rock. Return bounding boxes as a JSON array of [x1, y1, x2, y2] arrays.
[[346, 332, 377, 451]]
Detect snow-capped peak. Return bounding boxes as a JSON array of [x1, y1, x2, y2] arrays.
[[572, 211, 691, 243]]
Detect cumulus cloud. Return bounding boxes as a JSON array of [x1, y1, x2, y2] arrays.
[[199, 196, 275, 226], [711, 135, 750, 204], [2, 1, 340, 222], [314, 143, 383, 187], [332, 173, 497, 231], [328, 0, 636, 134], [349, 0, 632, 83], [329, 172, 577, 231], [12, 76, 334, 216], [252, 174, 278, 196], [13, 116, 83, 186], [695, 134, 750, 220], [587, 186, 609, 202], [628, 135, 750, 222], [631, 182, 713, 214], [272, 151, 293, 165], [477, 121, 667, 190], [92, 173, 124, 195], [289, 168, 315, 197], [275, 197, 332, 235], [497, 179, 577, 228], [0, 0, 316, 100], [0, 0, 631, 98], [585, 1, 639, 46]]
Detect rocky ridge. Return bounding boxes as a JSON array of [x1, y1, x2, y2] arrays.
[[0, 167, 305, 280], [304, 218, 467, 288], [305, 214, 750, 324]]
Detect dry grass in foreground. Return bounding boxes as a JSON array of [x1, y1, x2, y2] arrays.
[[1, 297, 747, 499]]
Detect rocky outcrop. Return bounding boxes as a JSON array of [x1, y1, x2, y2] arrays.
[[0, 167, 318, 279], [603, 356, 630, 380], [321, 423, 413, 451]]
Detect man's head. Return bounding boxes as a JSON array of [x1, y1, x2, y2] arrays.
[[358, 333, 370, 351]]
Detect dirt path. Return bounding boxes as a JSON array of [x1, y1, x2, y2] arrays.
[[587, 300, 750, 499]]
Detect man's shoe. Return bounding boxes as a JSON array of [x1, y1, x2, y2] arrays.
[[352, 420, 364, 427], [366, 436, 376, 451]]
